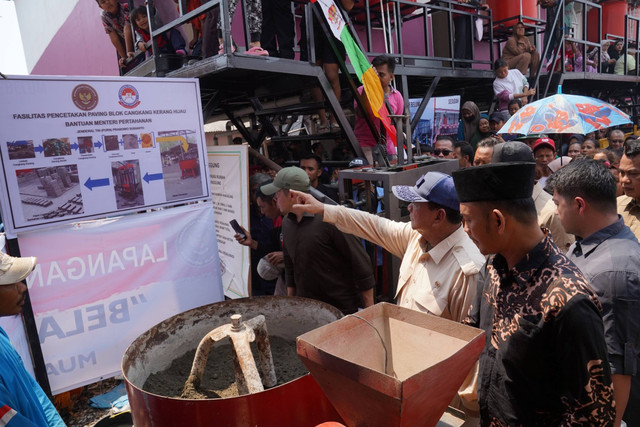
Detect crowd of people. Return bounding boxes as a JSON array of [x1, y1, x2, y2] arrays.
[[80, 1, 640, 425], [235, 125, 640, 425], [500, 18, 636, 78], [95, 0, 314, 67], [3, 130, 639, 425]]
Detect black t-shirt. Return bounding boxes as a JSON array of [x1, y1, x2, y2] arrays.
[[282, 213, 374, 314]]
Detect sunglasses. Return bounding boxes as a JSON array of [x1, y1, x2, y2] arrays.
[[433, 149, 452, 156]]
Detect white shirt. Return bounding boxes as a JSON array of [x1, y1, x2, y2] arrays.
[[493, 69, 527, 101]]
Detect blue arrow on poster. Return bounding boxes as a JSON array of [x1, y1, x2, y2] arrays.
[[70, 143, 79, 150], [34, 145, 44, 153], [143, 172, 163, 184], [84, 177, 110, 191], [94, 141, 103, 149]]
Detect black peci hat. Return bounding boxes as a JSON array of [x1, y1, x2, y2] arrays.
[[492, 141, 534, 163], [452, 162, 536, 202]]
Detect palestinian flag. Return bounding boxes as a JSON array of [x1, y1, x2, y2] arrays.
[[311, 0, 397, 147]]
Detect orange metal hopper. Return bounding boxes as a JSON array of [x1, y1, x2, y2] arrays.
[[297, 303, 485, 427]]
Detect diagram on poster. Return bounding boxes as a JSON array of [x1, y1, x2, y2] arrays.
[[111, 160, 145, 209], [0, 76, 211, 236]]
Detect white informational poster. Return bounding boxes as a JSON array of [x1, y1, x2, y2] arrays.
[[208, 145, 250, 299], [17, 203, 223, 394], [409, 95, 461, 147], [0, 76, 210, 237]]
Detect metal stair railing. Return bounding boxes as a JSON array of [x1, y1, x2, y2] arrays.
[[531, 0, 564, 100], [531, 0, 603, 99]]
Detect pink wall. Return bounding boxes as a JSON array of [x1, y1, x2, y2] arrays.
[[31, 0, 120, 76]]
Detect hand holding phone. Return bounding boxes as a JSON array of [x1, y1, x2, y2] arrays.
[[230, 219, 246, 239]]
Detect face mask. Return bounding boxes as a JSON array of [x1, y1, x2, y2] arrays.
[[464, 114, 475, 123]]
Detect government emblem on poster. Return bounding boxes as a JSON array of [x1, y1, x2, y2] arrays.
[[72, 84, 99, 111], [118, 85, 141, 109]]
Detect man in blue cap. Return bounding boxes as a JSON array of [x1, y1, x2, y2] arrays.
[[288, 171, 485, 323]]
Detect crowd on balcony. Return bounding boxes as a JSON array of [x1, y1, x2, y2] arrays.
[[501, 20, 636, 77], [95, 0, 639, 79]]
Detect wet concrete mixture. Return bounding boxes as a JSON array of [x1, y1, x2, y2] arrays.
[[143, 336, 308, 399]]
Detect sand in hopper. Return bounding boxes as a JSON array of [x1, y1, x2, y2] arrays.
[[143, 336, 308, 399]]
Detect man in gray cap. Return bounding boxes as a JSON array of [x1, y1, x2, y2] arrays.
[[287, 171, 485, 323], [261, 167, 375, 314], [453, 162, 615, 425], [0, 252, 66, 426], [492, 140, 574, 252]]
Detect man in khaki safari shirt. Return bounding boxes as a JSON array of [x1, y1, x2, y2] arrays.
[[289, 171, 485, 323]]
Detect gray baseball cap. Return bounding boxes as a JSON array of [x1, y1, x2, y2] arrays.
[[260, 167, 310, 195]]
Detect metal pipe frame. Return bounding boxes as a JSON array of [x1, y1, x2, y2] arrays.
[[126, 0, 495, 77]]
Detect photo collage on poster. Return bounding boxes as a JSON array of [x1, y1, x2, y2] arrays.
[[6, 129, 202, 224]]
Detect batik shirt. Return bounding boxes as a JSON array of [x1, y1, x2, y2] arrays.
[[473, 235, 615, 426]]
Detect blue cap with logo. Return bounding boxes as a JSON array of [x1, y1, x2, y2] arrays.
[[392, 172, 460, 211]]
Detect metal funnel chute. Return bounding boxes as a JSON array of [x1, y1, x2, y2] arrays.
[[297, 303, 485, 427]]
